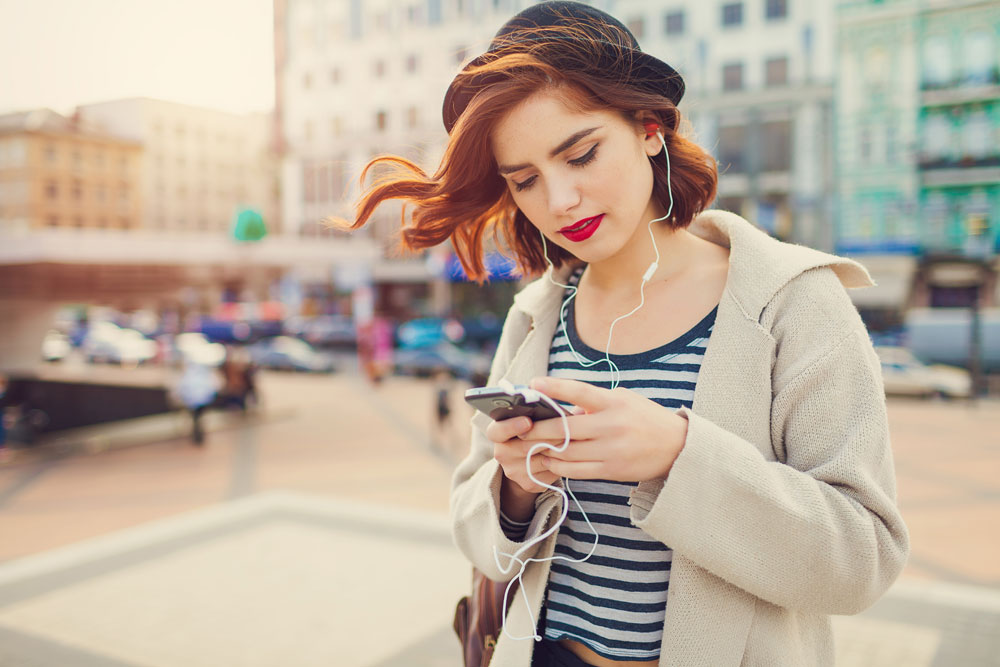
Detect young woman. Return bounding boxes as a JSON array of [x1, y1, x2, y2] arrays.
[[344, 3, 909, 665]]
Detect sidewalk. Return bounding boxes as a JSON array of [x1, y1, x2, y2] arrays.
[[0, 490, 997, 666], [0, 369, 997, 666]]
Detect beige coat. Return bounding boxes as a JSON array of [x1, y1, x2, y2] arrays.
[[450, 210, 909, 666]]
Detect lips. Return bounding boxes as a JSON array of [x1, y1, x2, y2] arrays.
[[559, 214, 604, 242]]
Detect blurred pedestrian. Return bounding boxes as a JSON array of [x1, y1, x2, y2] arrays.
[[432, 367, 453, 451], [177, 361, 219, 445], [358, 315, 393, 385], [218, 347, 255, 412], [0, 374, 10, 463]]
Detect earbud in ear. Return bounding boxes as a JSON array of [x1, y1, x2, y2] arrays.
[[643, 122, 659, 138]]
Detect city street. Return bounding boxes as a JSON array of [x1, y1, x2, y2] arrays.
[[0, 366, 998, 666]]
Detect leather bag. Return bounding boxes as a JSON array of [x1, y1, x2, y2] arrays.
[[453, 568, 514, 667]]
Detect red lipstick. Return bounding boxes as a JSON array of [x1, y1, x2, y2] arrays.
[[559, 214, 604, 242]]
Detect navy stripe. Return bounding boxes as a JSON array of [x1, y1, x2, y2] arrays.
[[544, 621, 663, 652], [546, 582, 667, 613], [550, 563, 671, 592], [567, 510, 633, 528], [554, 544, 672, 571], [566, 490, 630, 506]]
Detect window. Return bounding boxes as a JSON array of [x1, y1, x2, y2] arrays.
[[405, 54, 419, 74], [922, 36, 951, 89], [718, 125, 746, 172], [374, 59, 386, 78], [859, 127, 872, 164], [47, 215, 59, 227], [330, 67, 341, 84], [626, 17, 645, 39], [664, 10, 684, 36], [72, 180, 83, 200], [45, 144, 57, 163], [45, 181, 58, 199], [407, 106, 419, 129], [303, 72, 313, 89], [375, 110, 387, 132], [721, 2, 743, 27], [765, 56, 788, 87], [963, 108, 991, 160], [923, 113, 952, 163], [765, 0, 787, 20], [963, 30, 995, 85], [722, 62, 744, 91], [760, 120, 792, 171]]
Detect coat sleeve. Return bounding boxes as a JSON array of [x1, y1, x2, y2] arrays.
[[449, 305, 564, 582], [628, 269, 910, 615]]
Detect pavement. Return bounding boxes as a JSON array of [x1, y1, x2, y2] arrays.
[[0, 363, 998, 666]]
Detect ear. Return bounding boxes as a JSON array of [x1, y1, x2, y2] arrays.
[[634, 111, 664, 156]]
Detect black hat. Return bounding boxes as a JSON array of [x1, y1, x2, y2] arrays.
[[442, 1, 685, 134]]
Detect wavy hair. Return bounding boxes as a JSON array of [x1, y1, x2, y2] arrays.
[[335, 26, 717, 283]]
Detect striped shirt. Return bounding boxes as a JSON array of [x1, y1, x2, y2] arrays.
[[539, 266, 716, 661]]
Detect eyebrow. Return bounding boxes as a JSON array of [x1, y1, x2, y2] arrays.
[[497, 126, 601, 175]]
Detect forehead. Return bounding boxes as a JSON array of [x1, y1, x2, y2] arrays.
[[490, 89, 619, 161]]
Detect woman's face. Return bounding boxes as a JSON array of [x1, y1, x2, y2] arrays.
[[490, 88, 665, 267]]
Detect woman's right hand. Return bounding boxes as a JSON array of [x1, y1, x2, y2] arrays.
[[486, 416, 561, 515]]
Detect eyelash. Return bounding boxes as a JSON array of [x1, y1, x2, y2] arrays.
[[513, 143, 599, 192]]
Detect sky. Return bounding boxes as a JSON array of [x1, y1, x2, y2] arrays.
[[0, 0, 275, 116]]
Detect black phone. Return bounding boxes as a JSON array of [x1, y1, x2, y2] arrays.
[[464, 385, 563, 422]]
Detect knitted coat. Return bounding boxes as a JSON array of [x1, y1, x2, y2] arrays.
[[450, 210, 910, 667]]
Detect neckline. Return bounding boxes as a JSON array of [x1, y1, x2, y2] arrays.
[[561, 266, 718, 364]]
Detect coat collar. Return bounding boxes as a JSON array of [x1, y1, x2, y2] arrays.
[[512, 209, 874, 323]]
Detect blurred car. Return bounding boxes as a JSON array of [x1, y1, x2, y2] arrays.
[[83, 322, 157, 366], [285, 315, 357, 349], [174, 332, 227, 367], [249, 336, 335, 373], [875, 346, 971, 399], [393, 341, 490, 380], [41, 330, 71, 362]]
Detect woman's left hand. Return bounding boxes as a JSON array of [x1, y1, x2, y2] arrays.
[[521, 376, 689, 483]]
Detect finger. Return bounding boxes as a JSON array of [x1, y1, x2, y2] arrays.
[[523, 414, 597, 443], [485, 416, 532, 443], [540, 457, 605, 480], [529, 377, 610, 413], [542, 440, 606, 462]]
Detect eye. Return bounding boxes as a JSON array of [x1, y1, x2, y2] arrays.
[[513, 175, 536, 192], [569, 143, 598, 167]]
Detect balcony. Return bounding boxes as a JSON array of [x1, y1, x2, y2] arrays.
[[921, 72, 1000, 107]]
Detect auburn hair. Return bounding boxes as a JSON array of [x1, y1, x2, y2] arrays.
[[336, 35, 717, 283]]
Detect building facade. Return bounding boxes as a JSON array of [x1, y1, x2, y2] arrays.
[[0, 109, 143, 234], [615, 0, 838, 251], [836, 0, 999, 317], [76, 98, 282, 238]]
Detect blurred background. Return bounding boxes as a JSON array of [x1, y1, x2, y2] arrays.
[[0, 1, 998, 666]]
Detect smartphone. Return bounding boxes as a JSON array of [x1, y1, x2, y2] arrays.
[[464, 385, 563, 422]]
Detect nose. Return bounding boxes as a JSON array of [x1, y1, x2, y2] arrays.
[[545, 171, 581, 216]]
